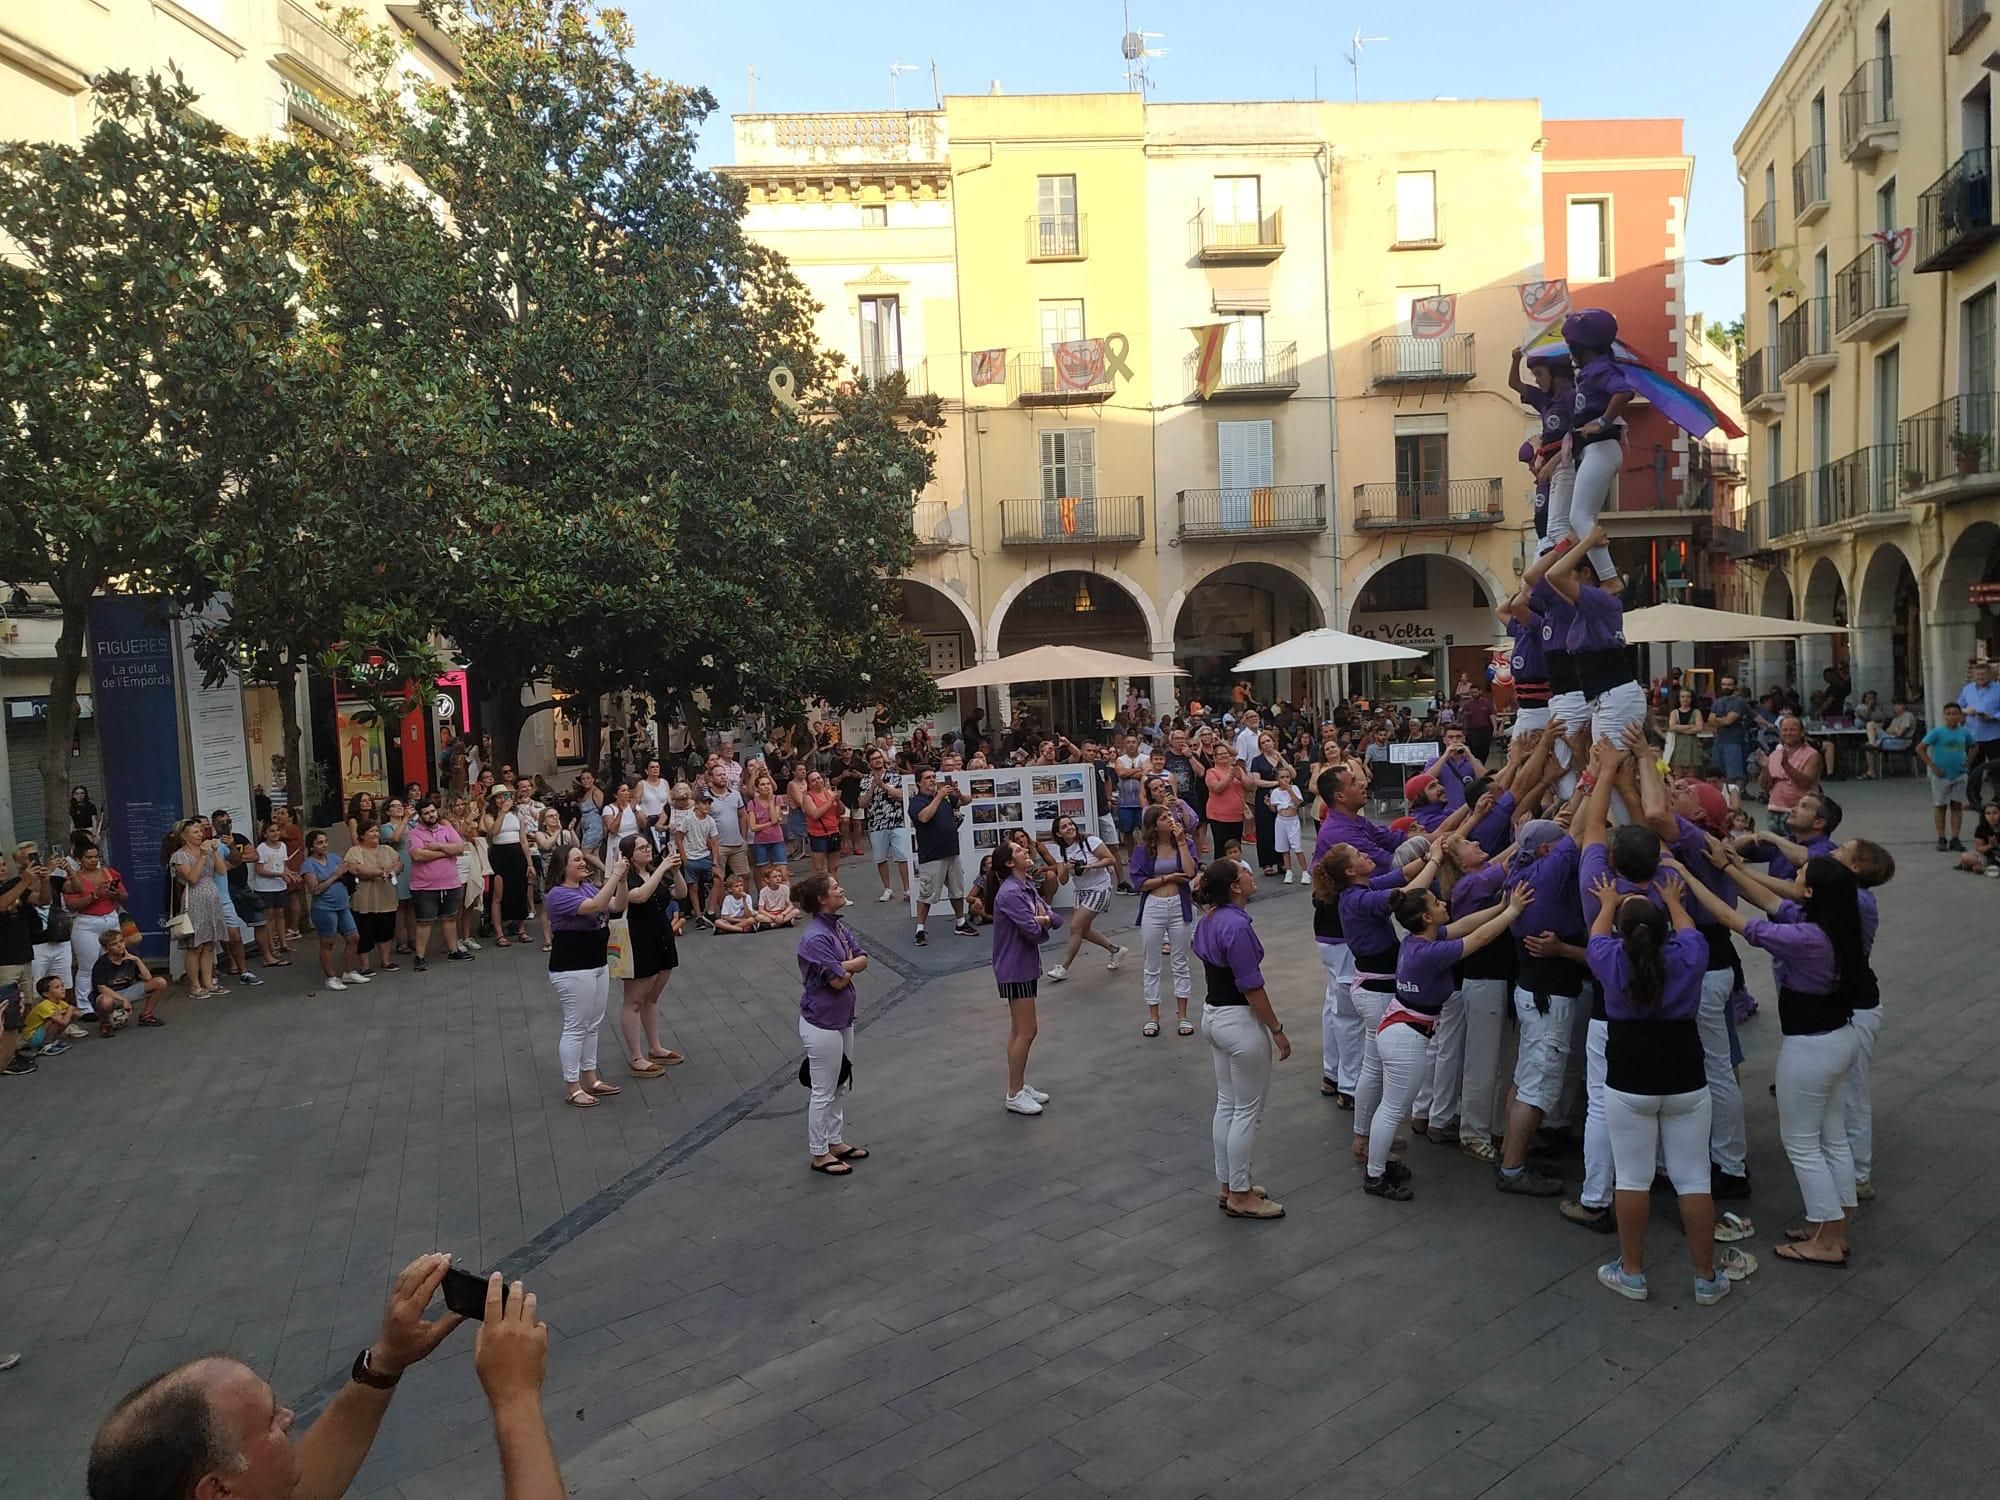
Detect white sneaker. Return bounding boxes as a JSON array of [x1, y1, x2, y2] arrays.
[[1282, 871, 1295, 884], [1045, 965, 1068, 982], [1024, 1083, 1050, 1104], [878, 887, 895, 902], [1105, 945, 1127, 971], [325, 976, 348, 991], [463, 937, 483, 951], [1005, 1089, 1043, 1116], [344, 971, 372, 984]]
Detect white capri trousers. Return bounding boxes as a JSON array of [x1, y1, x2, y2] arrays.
[[1370, 1020, 1431, 1176], [799, 1016, 853, 1158], [1456, 977, 1511, 1141], [1509, 704, 1552, 742], [1697, 966, 1747, 1176], [1845, 1006, 1883, 1185], [1580, 1017, 1613, 1210], [1511, 989, 1575, 1114], [1348, 979, 1393, 1135], [1412, 985, 1464, 1124], [70, 911, 121, 997], [1589, 680, 1649, 744], [1777, 1024, 1863, 1224], [551, 964, 611, 1083], [1554, 437, 1621, 580], [1141, 902, 1192, 1009], [1318, 941, 1361, 1090], [1204, 1002, 1273, 1192], [1606, 1086, 1714, 1194], [31, 941, 74, 996]]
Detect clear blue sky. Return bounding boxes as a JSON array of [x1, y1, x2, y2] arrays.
[[630, 0, 1819, 323]]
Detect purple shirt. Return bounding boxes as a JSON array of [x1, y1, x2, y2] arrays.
[[543, 882, 603, 931], [1566, 583, 1627, 653], [1393, 935, 1465, 1016], [1587, 929, 1706, 1021], [1410, 799, 1451, 833], [1129, 841, 1194, 922], [797, 912, 864, 1030], [1744, 913, 1836, 993], [1668, 815, 1738, 909], [1192, 902, 1265, 1001], [1338, 880, 1402, 966], [1314, 807, 1405, 867], [1466, 790, 1516, 856], [1431, 751, 1480, 812], [1448, 861, 1509, 920], [1510, 834, 1585, 942], [991, 876, 1053, 985], [1776, 894, 1879, 955], [1578, 842, 1662, 925], [1521, 382, 1574, 448], [1509, 612, 1548, 682], [1571, 354, 1633, 433], [1745, 832, 1834, 884]]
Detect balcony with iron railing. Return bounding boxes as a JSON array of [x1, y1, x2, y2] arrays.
[[1834, 244, 1907, 342], [1739, 348, 1785, 417], [1898, 392, 2000, 497], [1793, 144, 1830, 224], [1777, 296, 1838, 383], [1720, 499, 1762, 557], [1916, 147, 1998, 272], [1812, 445, 1905, 527], [1351, 478, 1504, 530], [1190, 206, 1285, 263], [1839, 57, 1897, 163], [1950, 0, 1990, 55], [1368, 333, 1475, 386], [910, 499, 958, 552], [1185, 341, 1299, 401], [1026, 213, 1086, 261], [855, 354, 930, 400], [1765, 474, 1808, 542], [1177, 484, 1326, 539], [998, 495, 1145, 547], [1009, 352, 1113, 405], [1750, 200, 1778, 262]]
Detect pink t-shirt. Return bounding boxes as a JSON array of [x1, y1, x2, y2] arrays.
[[405, 819, 464, 892]]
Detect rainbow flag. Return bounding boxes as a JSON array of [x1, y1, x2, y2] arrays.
[[1522, 325, 1744, 441]]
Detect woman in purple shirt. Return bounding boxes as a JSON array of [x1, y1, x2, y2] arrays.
[[1672, 853, 1869, 1268], [794, 874, 870, 1175], [984, 840, 1058, 1116], [1130, 804, 1197, 1039], [1362, 881, 1529, 1200], [544, 845, 630, 1109], [1531, 522, 1646, 754], [1554, 307, 1629, 583], [1585, 869, 1731, 1305], [1509, 343, 1574, 543], [1192, 859, 1290, 1220]]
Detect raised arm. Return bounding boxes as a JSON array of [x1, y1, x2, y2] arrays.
[[1661, 856, 1748, 933], [1579, 737, 1623, 850], [1455, 882, 1533, 955]]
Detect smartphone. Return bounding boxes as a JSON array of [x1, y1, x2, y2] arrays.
[[441, 1264, 508, 1320]]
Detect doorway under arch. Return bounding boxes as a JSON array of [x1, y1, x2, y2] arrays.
[[1799, 556, 1849, 701], [1750, 566, 1797, 699], [995, 569, 1151, 735], [1853, 544, 1921, 706], [1931, 520, 2000, 711], [1345, 552, 1497, 709], [897, 578, 980, 739], [1172, 561, 1326, 711]]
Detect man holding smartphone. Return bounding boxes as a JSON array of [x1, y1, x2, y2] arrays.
[[911, 770, 973, 945], [87, 1253, 564, 1500]]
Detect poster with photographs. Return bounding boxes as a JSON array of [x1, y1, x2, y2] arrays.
[[902, 764, 1100, 911]]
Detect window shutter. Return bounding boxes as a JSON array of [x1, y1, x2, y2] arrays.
[[1071, 428, 1096, 498], [1396, 172, 1436, 242]]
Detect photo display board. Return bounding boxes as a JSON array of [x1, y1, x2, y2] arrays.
[[901, 765, 1101, 908]]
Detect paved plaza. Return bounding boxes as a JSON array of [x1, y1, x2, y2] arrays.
[[4, 783, 1998, 1499]]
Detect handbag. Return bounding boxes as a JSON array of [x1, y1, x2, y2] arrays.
[[797, 1051, 853, 1090], [606, 914, 634, 980]]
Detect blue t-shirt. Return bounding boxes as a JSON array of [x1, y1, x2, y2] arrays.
[[1921, 724, 1974, 779], [1959, 680, 2000, 744], [302, 853, 351, 910]]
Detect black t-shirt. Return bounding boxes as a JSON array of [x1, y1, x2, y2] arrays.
[[912, 794, 961, 863], [0, 879, 35, 964], [92, 953, 141, 996], [224, 834, 253, 896]]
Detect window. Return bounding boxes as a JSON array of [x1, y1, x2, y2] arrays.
[[1215, 420, 1274, 529], [1963, 78, 1992, 156], [1765, 298, 1781, 354], [1039, 299, 1084, 358], [1567, 198, 1610, 281], [1811, 91, 1827, 150], [1358, 562, 1428, 613], [1039, 428, 1096, 501], [1768, 421, 1784, 486], [1394, 171, 1438, 245], [1873, 346, 1899, 451], [1035, 174, 1079, 255], [1876, 16, 1894, 117], [1763, 162, 1777, 207], [1213, 175, 1261, 227], [1222, 313, 1266, 382], [1394, 429, 1449, 520], [1963, 286, 1996, 394], [1877, 179, 1899, 304], [858, 296, 901, 381], [1395, 285, 1443, 375], [860, 203, 888, 228]]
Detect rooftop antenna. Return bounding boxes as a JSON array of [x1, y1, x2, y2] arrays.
[[889, 60, 916, 108], [1120, 0, 1165, 94], [930, 58, 942, 108], [1346, 29, 1388, 101]]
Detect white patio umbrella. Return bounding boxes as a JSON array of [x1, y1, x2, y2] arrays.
[[1620, 602, 1851, 645], [1232, 628, 1427, 673], [933, 643, 1186, 690]]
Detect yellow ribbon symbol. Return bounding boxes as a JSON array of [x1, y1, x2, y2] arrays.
[[1101, 333, 1134, 383], [769, 366, 799, 410]]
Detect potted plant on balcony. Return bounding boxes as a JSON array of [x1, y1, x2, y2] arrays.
[[1902, 463, 1927, 493], [1950, 428, 1987, 476]]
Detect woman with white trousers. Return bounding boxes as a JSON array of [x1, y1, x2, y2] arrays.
[[1192, 857, 1287, 1220], [1677, 850, 1869, 1268], [1311, 859, 1359, 1109], [794, 873, 870, 1175], [543, 845, 629, 1109], [1430, 836, 1516, 1162], [1129, 804, 1196, 1038]]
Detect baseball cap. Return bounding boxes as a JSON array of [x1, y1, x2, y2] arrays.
[[1403, 772, 1437, 803]]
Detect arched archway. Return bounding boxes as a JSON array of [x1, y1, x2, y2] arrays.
[[1169, 561, 1327, 710], [1751, 567, 1796, 699], [985, 561, 1166, 659], [994, 569, 1153, 735], [1929, 520, 2000, 712], [1345, 551, 1498, 707], [1853, 543, 1921, 706], [897, 577, 981, 739], [1799, 556, 1849, 700]]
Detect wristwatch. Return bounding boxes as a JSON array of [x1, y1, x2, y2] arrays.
[[1269, 1023, 1286, 1037], [350, 1347, 401, 1390]]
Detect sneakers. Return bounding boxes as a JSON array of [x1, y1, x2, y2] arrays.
[[1937, 835, 1950, 851], [1597, 1261, 1649, 1301], [1855, 1179, 1875, 1202], [462, 937, 483, 951], [954, 920, 979, 937], [1427, 1121, 1461, 1145], [1496, 1165, 1564, 1197], [1282, 871, 1295, 884], [1711, 1167, 1751, 1200], [235, 970, 264, 986], [1560, 1198, 1617, 1233], [38, 1040, 70, 1057], [914, 927, 928, 947], [343, 971, 372, 984], [877, 887, 895, 902], [1460, 1135, 1498, 1164], [1950, 837, 1966, 852], [324, 976, 348, 991], [1105, 945, 1128, 971], [414, 956, 429, 972], [1005, 1089, 1043, 1116], [63, 1024, 87, 1039], [1023, 1083, 1050, 1104], [1694, 1273, 1733, 1306], [447, 950, 472, 963], [1, 1055, 38, 1075], [1044, 965, 1068, 982], [1363, 1172, 1413, 1201]]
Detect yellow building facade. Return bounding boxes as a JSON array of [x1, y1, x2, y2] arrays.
[[1735, 0, 2000, 711]]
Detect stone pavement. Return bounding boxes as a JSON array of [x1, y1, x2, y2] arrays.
[[3, 783, 1998, 1498]]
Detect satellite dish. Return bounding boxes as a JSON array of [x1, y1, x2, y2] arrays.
[[1121, 30, 1143, 59]]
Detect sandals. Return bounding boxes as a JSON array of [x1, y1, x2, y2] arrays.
[[1717, 1246, 1758, 1280], [831, 1144, 869, 1161], [1177, 1019, 1194, 1037], [1222, 1198, 1286, 1219], [649, 1049, 685, 1066], [1714, 1212, 1756, 1243], [586, 1080, 621, 1097], [629, 1060, 666, 1077], [494, 936, 511, 947], [1218, 1185, 1268, 1208], [565, 1089, 598, 1108], [1143, 1020, 1161, 1037], [1774, 1242, 1848, 1268], [810, 1157, 852, 1175], [136, 1015, 165, 1028]]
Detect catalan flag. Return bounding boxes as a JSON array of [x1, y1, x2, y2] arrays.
[[1190, 323, 1229, 399]]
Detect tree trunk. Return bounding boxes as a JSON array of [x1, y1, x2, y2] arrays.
[[481, 674, 529, 771], [277, 657, 306, 813], [38, 602, 89, 850]]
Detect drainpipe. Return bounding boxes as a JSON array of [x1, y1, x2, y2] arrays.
[[1317, 143, 1345, 701], [949, 144, 994, 728]]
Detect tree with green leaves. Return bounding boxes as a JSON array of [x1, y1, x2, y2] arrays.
[[0, 70, 329, 844]]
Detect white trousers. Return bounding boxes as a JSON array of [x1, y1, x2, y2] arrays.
[[1589, 680, 1649, 746], [1555, 437, 1621, 580], [1317, 941, 1361, 1089], [1606, 1087, 1714, 1194], [1205, 1003, 1272, 1192], [1845, 1006, 1883, 1185], [1348, 980, 1392, 1137], [71, 911, 121, 996], [1545, 448, 1576, 543], [1697, 967, 1747, 1175], [1369, 1021, 1431, 1175], [1457, 977, 1511, 1141], [1557, 985, 1594, 1130], [31, 941, 74, 996], [1776, 1025, 1862, 1224], [1141, 903, 1191, 1009], [1509, 705, 1553, 742], [1511, 988, 1574, 1114], [551, 964, 610, 1083], [1413, 985, 1464, 1123], [799, 1016, 852, 1158], [1581, 1017, 1613, 1209]]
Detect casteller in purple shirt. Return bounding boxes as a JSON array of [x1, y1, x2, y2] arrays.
[[1587, 929, 1706, 1021], [1571, 353, 1633, 440], [1393, 934, 1465, 1018], [1566, 582, 1627, 654], [1192, 903, 1264, 1002], [1314, 806, 1404, 867]]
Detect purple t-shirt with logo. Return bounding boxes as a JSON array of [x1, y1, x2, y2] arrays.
[[1509, 611, 1548, 682], [1393, 935, 1465, 1017], [1521, 384, 1574, 453], [1566, 583, 1627, 653], [1572, 355, 1633, 435]]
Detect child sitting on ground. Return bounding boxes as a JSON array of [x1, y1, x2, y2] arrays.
[[754, 866, 799, 926], [17, 974, 77, 1057], [713, 873, 759, 934]]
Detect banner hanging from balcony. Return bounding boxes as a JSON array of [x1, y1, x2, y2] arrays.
[[1868, 227, 1914, 267], [1189, 323, 1229, 398], [1409, 294, 1456, 339], [1052, 338, 1107, 392], [970, 348, 1007, 387], [1516, 278, 1569, 326]]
